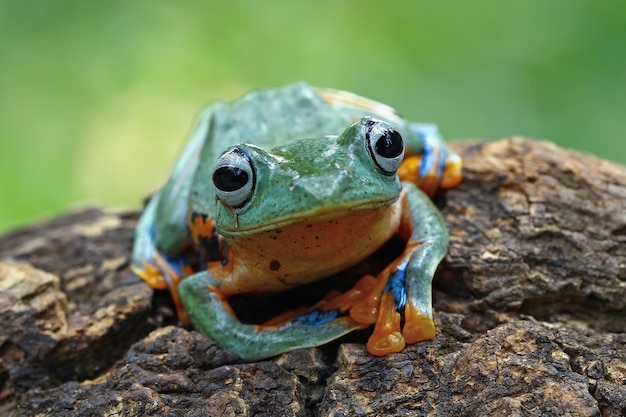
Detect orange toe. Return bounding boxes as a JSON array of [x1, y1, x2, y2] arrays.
[[402, 300, 436, 344], [366, 291, 406, 356]]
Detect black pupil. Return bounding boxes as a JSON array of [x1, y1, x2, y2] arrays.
[[375, 130, 403, 159], [213, 166, 249, 192]]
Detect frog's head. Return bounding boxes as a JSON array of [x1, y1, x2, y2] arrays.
[[211, 117, 404, 236]]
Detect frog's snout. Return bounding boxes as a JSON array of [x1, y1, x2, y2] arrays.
[[291, 169, 350, 201]]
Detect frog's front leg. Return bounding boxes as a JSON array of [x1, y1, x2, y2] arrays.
[[350, 183, 449, 356], [178, 269, 367, 361]]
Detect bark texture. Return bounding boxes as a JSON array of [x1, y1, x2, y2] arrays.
[[1, 138, 625, 417]]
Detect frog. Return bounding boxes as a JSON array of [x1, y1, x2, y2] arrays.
[[132, 82, 462, 360]]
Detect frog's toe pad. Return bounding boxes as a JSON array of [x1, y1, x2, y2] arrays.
[[403, 303, 436, 344], [367, 331, 406, 356], [133, 263, 169, 290]]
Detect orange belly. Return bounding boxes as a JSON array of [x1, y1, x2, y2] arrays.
[[217, 201, 402, 296]]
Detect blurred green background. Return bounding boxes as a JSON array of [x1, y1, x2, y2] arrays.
[[1, 1, 625, 233]]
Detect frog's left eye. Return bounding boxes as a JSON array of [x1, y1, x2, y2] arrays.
[[365, 119, 405, 175], [212, 147, 256, 208]]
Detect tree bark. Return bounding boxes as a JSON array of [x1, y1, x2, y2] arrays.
[[1, 138, 625, 417]]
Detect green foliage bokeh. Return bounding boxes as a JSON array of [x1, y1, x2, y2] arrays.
[[1, 1, 625, 232]]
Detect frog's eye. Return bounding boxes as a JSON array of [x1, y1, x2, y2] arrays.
[[212, 147, 255, 208], [365, 119, 405, 175]]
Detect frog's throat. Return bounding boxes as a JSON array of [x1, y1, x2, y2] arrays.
[[214, 197, 404, 295], [217, 195, 400, 237]]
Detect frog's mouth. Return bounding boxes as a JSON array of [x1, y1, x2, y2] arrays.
[[218, 195, 401, 237]]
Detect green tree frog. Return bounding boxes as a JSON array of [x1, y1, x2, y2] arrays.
[[132, 82, 462, 360]]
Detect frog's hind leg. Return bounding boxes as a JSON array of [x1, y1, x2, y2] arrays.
[[179, 271, 366, 361], [351, 183, 449, 356], [399, 123, 462, 196]]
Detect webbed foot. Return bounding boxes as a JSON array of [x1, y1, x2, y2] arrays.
[[347, 244, 436, 356], [351, 184, 448, 356], [133, 251, 192, 326]]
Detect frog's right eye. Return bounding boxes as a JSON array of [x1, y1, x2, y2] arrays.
[[212, 147, 256, 208]]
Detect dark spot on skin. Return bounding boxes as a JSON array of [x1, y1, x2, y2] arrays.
[[275, 229, 282, 234], [269, 260, 281, 271]]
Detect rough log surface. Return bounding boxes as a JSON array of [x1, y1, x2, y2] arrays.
[[1, 138, 625, 417]]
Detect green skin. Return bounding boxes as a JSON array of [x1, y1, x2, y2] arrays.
[[132, 82, 449, 360]]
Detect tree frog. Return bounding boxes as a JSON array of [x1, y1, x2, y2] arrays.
[[132, 82, 462, 360]]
